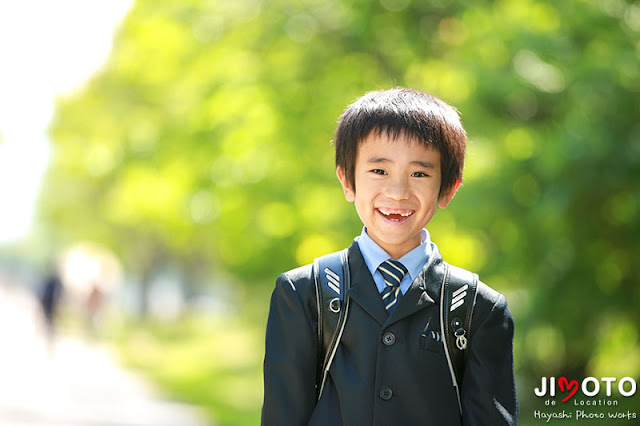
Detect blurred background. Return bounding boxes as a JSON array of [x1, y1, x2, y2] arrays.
[[0, 0, 639, 425]]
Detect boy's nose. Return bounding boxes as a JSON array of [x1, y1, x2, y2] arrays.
[[384, 178, 410, 200]]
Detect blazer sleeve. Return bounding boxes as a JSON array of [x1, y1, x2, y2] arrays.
[[262, 271, 318, 426], [461, 291, 518, 426]]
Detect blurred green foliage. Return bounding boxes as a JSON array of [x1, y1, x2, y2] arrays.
[[39, 0, 640, 423], [111, 315, 263, 426]]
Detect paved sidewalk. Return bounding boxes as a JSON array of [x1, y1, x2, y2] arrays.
[[0, 284, 211, 426]]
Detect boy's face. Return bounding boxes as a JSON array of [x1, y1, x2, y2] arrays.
[[337, 132, 459, 259]]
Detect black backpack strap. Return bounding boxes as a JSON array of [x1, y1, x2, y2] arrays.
[[313, 248, 350, 401], [440, 262, 478, 415]]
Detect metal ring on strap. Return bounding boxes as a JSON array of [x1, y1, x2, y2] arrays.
[[328, 297, 341, 313]]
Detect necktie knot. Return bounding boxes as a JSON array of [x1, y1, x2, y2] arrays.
[[378, 259, 408, 313]]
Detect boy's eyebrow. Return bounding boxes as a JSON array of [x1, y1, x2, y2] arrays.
[[412, 160, 437, 169], [367, 157, 437, 169]]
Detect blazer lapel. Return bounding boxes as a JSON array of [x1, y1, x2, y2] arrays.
[[346, 241, 389, 326], [387, 245, 446, 325]]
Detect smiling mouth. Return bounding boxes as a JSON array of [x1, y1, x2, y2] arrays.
[[377, 208, 414, 222]]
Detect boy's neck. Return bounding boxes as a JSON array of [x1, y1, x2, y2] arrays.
[[363, 227, 427, 260], [385, 245, 419, 260]]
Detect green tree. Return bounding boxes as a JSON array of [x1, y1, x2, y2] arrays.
[[41, 0, 640, 404]]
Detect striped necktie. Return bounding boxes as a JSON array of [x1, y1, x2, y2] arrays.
[[378, 259, 408, 314]]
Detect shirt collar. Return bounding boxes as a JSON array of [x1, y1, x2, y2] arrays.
[[357, 226, 432, 283]]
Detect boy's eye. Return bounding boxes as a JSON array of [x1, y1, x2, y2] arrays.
[[371, 169, 387, 175], [412, 171, 429, 178]]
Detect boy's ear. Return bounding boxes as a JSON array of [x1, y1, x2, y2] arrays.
[[437, 179, 462, 208], [336, 167, 355, 202]]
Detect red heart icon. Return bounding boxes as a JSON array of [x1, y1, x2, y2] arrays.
[[558, 376, 579, 402]]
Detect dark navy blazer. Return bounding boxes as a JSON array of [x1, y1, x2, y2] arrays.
[[262, 240, 518, 425]]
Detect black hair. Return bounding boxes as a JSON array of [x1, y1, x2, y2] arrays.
[[334, 87, 467, 197]]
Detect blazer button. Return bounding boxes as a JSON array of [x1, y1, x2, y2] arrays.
[[379, 386, 393, 400], [382, 332, 396, 346]]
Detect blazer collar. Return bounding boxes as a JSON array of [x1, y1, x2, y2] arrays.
[[389, 245, 445, 325], [347, 239, 446, 327], [347, 241, 388, 326]]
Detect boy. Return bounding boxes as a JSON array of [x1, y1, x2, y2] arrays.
[[262, 88, 518, 425]]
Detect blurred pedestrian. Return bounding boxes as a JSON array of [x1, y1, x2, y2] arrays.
[[39, 267, 63, 344], [86, 281, 104, 337]]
